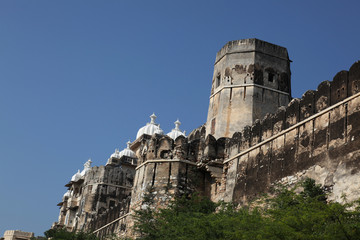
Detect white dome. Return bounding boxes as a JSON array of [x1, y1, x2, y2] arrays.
[[167, 119, 186, 140], [80, 159, 92, 176], [119, 141, 136, 158], [71, 170, 81, 182], [110, 149, 120, 159], [136, 113, 164, 139], [106, 149, 119, 165]]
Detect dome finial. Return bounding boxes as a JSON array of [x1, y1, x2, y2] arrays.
[[136, 113, 164, 139], [150, 113, 157, 124], [174, 119, 181, 130], [117, 141, 136, 159], [166, 119, 186, 140], [84, 159, 92, 169]]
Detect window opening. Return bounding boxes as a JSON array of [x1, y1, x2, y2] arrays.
[[216, 74, 221, 88], [268, 72, 274, 82]]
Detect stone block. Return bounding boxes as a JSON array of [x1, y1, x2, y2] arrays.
[[299, 90, 315, 121], [315, 81, 331, 113], [286, 98, 300, 128], [348, 61, 360, 96], [330, 70, 348, 105]]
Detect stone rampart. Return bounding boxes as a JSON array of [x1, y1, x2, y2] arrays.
[[89, 61, 360, 238], [87, 197, 131, 238], [222, 61, 360, 204]]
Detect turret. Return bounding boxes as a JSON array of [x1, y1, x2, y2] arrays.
[[206, 38, 292, 138]]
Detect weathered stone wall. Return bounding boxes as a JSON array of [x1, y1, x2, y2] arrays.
[[3, 230, 34, 240], [83, 165, 134, 215], [206, 39, 291, 139], [86, 198, 131, 239], [222, 61, 360, 204], [85, 60, 360, 239], [54, 159, 136, 234], [130, 134, 207, 211]]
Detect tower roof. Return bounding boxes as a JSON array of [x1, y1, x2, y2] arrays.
[[215, 38, 289, 64]]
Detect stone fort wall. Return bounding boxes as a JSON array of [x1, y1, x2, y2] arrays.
[[222, 61, 360, 204], [86, 61, 360, 238]]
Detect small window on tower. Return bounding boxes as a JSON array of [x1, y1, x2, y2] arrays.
[[268, 72, 274, 82], [216, 74, 221, 88]]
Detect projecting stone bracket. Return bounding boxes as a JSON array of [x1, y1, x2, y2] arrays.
[[205, 165, 223, 179], [198, 160, 224, 183]]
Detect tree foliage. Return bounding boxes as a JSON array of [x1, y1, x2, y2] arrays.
[[43, 228, 99, 240], [133, 178, 360, 240]]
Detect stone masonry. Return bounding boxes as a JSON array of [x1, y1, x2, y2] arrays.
[[53, 39, 360, 239], [1, 230, 34, 240]]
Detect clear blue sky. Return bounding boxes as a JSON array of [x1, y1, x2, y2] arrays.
[[0, 0, 359, 236]]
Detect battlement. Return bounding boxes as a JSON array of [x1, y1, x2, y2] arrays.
[[223, 60, 360, 158], [215, 38, 289, 64], [218, 60, 360, 204]]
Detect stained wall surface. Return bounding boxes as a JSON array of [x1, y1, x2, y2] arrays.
[[53, 38, 360, 240], [222, 61, 360, 204], [54, 159, 136, 234], [206, 39, 291, 139], [3, 230, 34, 240]]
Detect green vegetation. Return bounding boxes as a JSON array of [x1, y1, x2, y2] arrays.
[[134, 178, 360, 240], [43, 228, 99, 240]]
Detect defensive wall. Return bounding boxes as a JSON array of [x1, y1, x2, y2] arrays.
[[86, 198, 131, 239], [222, 61, 360, 204], [88, 61, 360, 238]]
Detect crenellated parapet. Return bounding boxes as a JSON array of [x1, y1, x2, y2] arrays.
[[222, 61, 360, 159], [220, 61, 360, 204]]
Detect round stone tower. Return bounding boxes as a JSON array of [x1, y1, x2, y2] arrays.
[[206, 38, 292, 139]]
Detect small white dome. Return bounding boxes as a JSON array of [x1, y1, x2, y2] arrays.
[[167, 119, 186, 140], [110, 149, 120, 159], [71, 170, 81, 182], [80, 159, 92, 176], [119, 141, 136, 158], [136, 113, 164, 139]]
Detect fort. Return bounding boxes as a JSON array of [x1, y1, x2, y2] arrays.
[[52, 38, 360, 238]]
